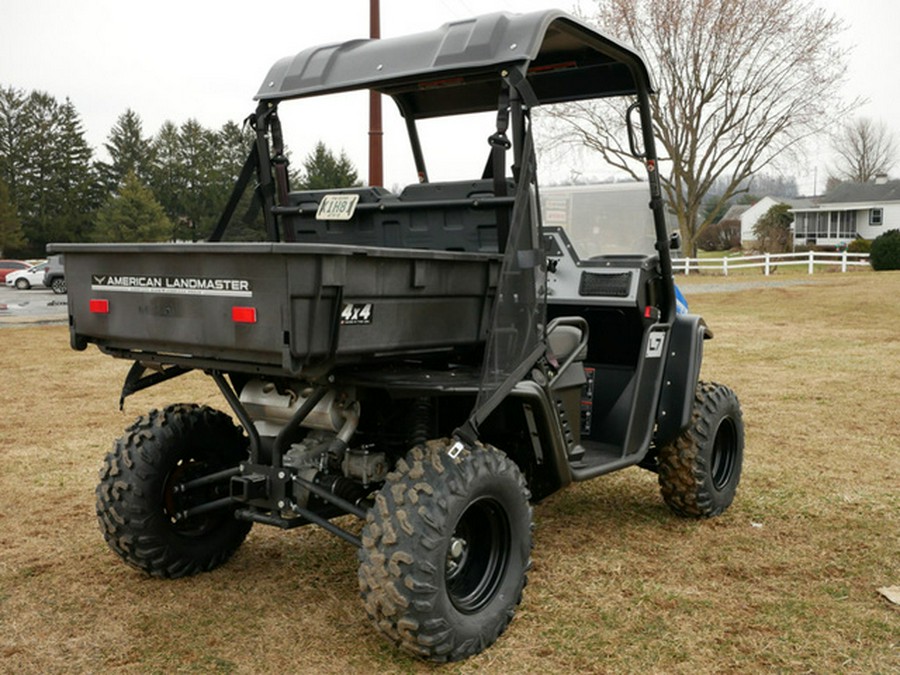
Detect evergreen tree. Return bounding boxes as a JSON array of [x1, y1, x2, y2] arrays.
[[147, 120, 184, 226], [217, 120, 254, 180], [0, 88, 99, 253], [93, 170, 172, 242], [297, 141, 360, 190], [0, 178, 24, 256], [149, 119, 234, 240], [177, 119, 223, 240], [48, 98, 100, 242], [0, 87, 27, 201], [99, 109, 154, 192]]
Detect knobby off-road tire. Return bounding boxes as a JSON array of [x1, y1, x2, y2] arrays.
[[358, 440, 533, 662], [96, 404, 252, 578], [658, 382, 744, 518]]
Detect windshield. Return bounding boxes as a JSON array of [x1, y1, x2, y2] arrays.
[[540, 183, 663, 259]]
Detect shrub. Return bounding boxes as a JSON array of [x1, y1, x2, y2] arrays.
[[869, 229, 900, 270], [846, 238, 872, 254], [697, 219, 741, 251], [752, 203, 793, 253]]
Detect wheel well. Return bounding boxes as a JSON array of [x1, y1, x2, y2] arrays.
[[479, 396, 568, 502]]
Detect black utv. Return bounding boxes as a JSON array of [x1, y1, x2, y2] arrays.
[[52, 9, 743, 662]]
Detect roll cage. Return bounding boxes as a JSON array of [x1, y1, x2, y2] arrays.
[[212, 9, 676, 443]]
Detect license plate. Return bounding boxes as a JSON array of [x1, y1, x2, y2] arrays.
[[316, 194, 359, 221]]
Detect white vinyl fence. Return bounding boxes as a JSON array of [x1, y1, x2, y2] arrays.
[[672, 251, 871, 276]]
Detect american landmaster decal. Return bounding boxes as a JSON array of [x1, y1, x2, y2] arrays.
[[91, 274, 253, 298]]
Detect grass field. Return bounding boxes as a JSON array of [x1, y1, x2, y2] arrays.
[[1, 272, 898, 673]]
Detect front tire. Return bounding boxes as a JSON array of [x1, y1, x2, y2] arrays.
[[657, 382, 744, 518], [358, 440, 533, 662], [14, 278, 29, 290], [96, 404, 252, 578]]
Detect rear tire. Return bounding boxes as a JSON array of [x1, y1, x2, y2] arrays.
[[96, 404, 252, 578], [358, 440, 532, 662], [657, 382, 744, 518], [50, 277, 66, 294]]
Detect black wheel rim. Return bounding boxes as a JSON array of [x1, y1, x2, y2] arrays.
[[162, 457, 229, 536], [445, 497, 511, 614], [710, 417, 738, 490]]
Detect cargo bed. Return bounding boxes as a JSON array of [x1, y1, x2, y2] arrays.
[[51, 242, 501, 377]]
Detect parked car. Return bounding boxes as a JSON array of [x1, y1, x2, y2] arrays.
[[0, 259, 29, 283], [43, 254, 66, 294], [6, 261, 49, 289]]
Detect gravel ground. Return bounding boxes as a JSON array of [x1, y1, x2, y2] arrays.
[[677, 278, 815, 294]]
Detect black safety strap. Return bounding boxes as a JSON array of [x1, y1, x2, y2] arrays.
[[208, 142, 259, 242], [248, 105, 280, 242], [269, 109, 294, 242], [488, 81, 512, 251]]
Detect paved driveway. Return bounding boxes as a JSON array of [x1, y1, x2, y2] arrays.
[[0, 285, 68, 325]]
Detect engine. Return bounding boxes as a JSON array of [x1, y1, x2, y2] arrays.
[[239, 379, 387, 509]]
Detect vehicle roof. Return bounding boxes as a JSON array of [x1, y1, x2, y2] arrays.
[[256, 10, 654, 118]]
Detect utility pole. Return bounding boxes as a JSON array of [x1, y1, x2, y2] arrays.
[[368, 0, 383, 187]]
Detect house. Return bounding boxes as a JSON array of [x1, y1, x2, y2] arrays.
[[740, 196, 813, 249], [720, 203, 750, 227], [790, 177, 900, 247]]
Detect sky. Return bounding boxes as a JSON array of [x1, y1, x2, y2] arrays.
[[1, 0, 899, 196]]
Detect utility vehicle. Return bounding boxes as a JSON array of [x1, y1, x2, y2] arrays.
[[52, 10, 744, 662]]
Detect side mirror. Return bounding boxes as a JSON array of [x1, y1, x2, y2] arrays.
[[626, 102, 646, 159]]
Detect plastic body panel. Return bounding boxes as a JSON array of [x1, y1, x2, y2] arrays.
[[653, 313, 709, 446], [543, 227, 672, 478], [52, 242, 500, 377]]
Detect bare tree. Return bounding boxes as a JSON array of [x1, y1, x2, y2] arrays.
[[547, 0, 856, 255], [829, 117, 898, 183]]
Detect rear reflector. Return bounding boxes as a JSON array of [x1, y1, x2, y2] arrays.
[[89, 299, 109, 314], [232, 306, 257, 324]]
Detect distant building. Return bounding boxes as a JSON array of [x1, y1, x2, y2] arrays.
[[790, 177, 900, 247], [720, 203, 751, 230], [739, 196, 813, 249]]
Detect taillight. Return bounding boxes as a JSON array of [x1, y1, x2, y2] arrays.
[[232, 306, 257, 324], [89, 299, 109, 314]]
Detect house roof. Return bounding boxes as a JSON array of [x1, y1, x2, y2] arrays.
[[777, 197, 815, 209], [719, 204, 750, 222], [818, 179, 900, 204]]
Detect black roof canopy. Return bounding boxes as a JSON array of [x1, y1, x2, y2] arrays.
[[256, 10, 654, 118]]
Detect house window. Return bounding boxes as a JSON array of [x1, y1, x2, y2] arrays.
[[840, 211, 856, 238], [870, 208, 883, 226], [815, 212, 829, 238]]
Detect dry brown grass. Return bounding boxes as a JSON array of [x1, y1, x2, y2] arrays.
[[1, 271, 898, 673]]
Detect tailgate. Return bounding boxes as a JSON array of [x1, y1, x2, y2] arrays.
[[52, 242, 500, 376]]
